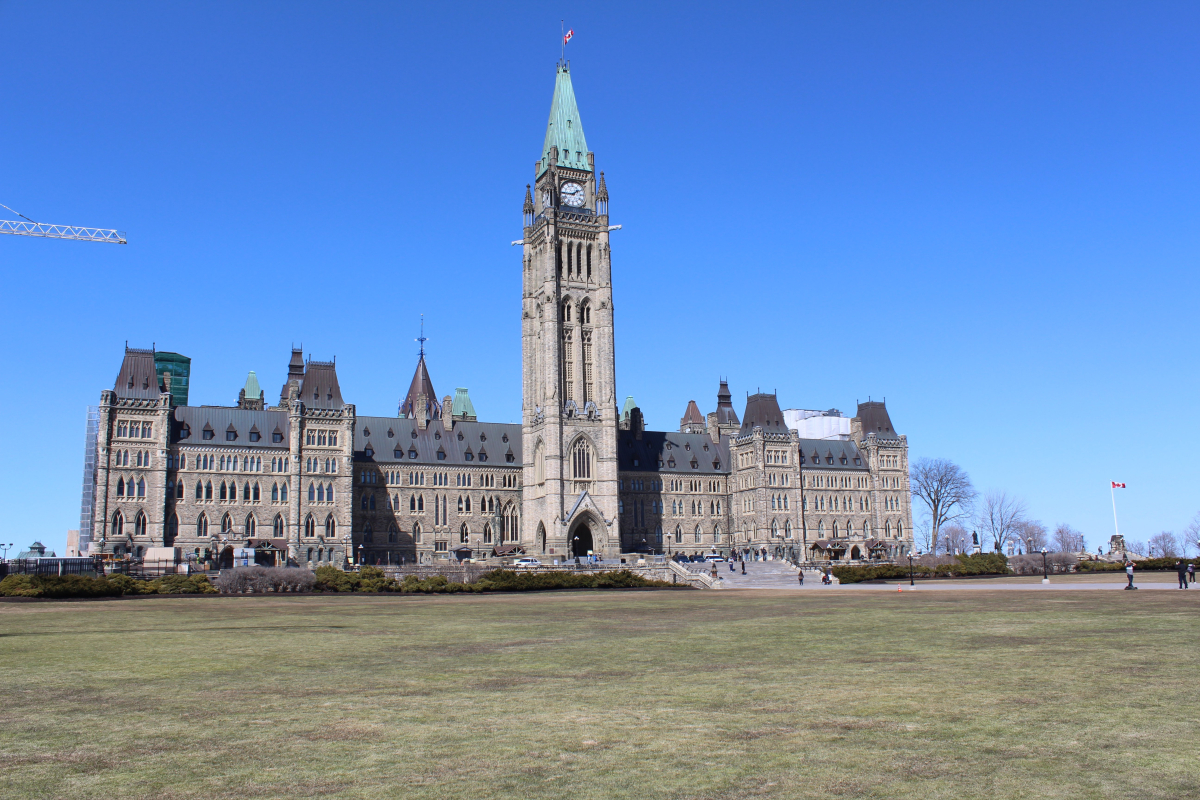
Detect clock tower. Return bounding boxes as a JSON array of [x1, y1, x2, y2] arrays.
[[520, 61, 620, 559]]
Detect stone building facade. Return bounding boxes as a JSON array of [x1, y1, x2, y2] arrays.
[[88, 61, 913, 567]]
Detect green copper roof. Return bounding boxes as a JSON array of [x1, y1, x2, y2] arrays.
[[452, 387, 477, 419], [622, 396, 638, 421], [243, 370, 262, 400], [541, 62, 590, 173]]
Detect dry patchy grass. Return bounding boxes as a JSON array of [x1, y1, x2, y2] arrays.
[[1, 589, 1198, 799]]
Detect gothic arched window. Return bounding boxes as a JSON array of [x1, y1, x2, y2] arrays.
[[571, 438, 592, 480], [221, 514, 233, 535], [273, 514, 284, 538], [196, 513, 208, 537], [134, 511, 147, 537], [111, 511, 124, 537], [305, 514, 316, 538]]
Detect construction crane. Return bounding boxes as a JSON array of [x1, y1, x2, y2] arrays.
[[0, 203, 126, 244]]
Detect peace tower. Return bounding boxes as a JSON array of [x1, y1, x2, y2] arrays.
[[519, 61, 621, 558]]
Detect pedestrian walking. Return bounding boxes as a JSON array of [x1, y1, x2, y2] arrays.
[[1176, 559, 1189, 589], [729, 560, 735, 573], [1189, 563, 1196, 586], [1124, 560, 1136, 590], [741, 559, 746, 575], [797, 570, 804, 587]]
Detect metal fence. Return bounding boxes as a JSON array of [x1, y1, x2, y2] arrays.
[[0, 557, 103, 578]]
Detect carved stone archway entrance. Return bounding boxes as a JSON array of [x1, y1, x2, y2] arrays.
[[570, 520, 594, 558]]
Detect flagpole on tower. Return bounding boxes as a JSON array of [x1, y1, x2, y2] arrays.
[[561, 19, 565, 61]]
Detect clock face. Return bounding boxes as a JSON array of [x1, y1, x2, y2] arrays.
[[560, 182, 585, 207]]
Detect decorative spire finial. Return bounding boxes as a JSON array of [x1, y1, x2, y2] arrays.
[[416, 314, 428, 358]]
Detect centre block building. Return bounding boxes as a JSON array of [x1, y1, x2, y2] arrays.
[[87, 62, 915, 568]]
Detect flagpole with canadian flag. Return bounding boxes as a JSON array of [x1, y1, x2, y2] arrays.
[[1110, 481, 1126, 545]]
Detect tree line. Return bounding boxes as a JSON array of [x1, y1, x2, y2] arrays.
[[908, 457, 1199, 558]]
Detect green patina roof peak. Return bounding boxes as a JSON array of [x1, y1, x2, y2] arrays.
[[452, 387, 477, 420], [243, 370, 263, 400], [622, 396, 638, 420], [541, 61, 590, 173]]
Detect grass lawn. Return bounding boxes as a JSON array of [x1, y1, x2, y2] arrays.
[[1, 589, 1197, 800]]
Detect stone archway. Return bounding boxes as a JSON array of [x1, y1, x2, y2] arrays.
[[570, 520, 594, 558], [850, 545, 861, 560], [218, 545, 234, 570]]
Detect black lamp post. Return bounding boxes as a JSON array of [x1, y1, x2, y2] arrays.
[[1040, 546, 1049, 584], [908, 551, 915, 586], [357, 544, 363, 566]]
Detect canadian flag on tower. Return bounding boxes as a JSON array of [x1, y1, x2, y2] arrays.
[[1111, 481, 1126, 489], [563, 29, 574, 45]]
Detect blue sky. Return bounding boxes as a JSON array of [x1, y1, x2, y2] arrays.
[[2, 1, 1198, 555]]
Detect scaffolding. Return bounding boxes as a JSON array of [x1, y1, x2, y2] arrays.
[[79, 406, 99, 553]]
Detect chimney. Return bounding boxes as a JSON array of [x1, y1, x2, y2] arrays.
[[630, 407, 644, 440], [416, 392, 428, 430], [442, 395, 453, 431], [850, 415, 863, 444], [706, 411, 720, 444]]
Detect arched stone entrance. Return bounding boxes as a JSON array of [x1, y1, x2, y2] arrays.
[[218, 546, 234, 570], [570, 520, 594, 558], [850, 545, 861, 560]]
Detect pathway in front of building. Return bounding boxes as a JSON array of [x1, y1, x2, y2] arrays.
[[709, 561, 1185, 591]]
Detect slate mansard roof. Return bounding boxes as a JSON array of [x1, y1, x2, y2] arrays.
[[114, 347, 161, 400], [856, 401, 898, 438], [618, 431, 730, 474], [799, 438, 868, 471], [299, 360, 343, 410], [740, 393, 788, 436], [172, 406, 290, 448], [354, 416, 522, 468]]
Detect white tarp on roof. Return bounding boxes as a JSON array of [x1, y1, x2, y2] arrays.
[[784, 409, 850, 440]]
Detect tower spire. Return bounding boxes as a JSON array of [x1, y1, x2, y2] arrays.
[[541, 61, 589, 174], [415, 314, 427, 358]]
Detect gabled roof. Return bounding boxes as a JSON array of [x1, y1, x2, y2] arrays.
[[740, 393, 787, 435], [114, 346, 160, 400], [300, 359, 342, 409], [541, 62, 590, 173], [681, 400, 704, 425], [400, 354, 438, 419]]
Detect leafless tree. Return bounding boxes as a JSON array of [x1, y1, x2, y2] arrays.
[[1183, 513, 1200, 558], [942, 523, 974, 555], [976, 491, 1028, 553], [1052, 523, 1084, 553], [1148, 531, 1180, 558], [909, 458, 976, 556], [1013, 519, 1048, 553]]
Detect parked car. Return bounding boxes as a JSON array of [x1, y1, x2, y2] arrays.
[[513, 557, 541, 569], [702, 553, 726, 563]]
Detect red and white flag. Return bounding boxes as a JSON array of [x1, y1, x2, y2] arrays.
[[1111, 481, 1126, 489], [563, 29, 574, 45]]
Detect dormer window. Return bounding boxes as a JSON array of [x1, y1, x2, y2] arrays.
[[408, 449, 418, 459], [411, 431, 418, 440], [434, 431, 441, 440], [457, 432, 464, 441], [502, 434, 509, 443], [703, 443, 709, 451], [273, 430, 283, 443], [479, 433, 486, 442], [202, 425, 214, 441], [684, 443, 691, 451], [387, 429, 394, 438], [364, 427, 371, 437], [394, 448, 403, 459], [249, 430, 261, 442], [465, 449, 474, 461], [180, 425, 191, 440], [364, 446, 374, 458]]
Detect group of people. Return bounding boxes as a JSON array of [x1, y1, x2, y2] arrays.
[[1123, 559, 1195, 590]]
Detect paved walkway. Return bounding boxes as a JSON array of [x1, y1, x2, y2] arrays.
[[708, 561, 1185, 591]]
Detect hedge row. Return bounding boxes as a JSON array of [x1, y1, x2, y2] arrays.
[[312, 566, 678, 594], [0, 573, 216, 598], [832, 553, 1011, 584]]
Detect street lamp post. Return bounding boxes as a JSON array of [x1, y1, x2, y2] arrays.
[[357, 544, 363, 566], [0, 543, 13, 561], [1040, 546, 1049, 584], [908, 551, 915, 587]]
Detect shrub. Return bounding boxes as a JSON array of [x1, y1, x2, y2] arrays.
[[215, 567, 316, 593], [314, 565, 359, 592], [1076, 561, 1124, 572], [106, 574, 154, 595], [832, 553, 1010, 584], [153, 574, 217, 594], [0, 574, 123, 598]]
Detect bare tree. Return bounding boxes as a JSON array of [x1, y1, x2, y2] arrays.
[[976, 491, 1027, 553], [1052, 523, 1084, 553], [1183, 513, 1200, 558], [1148, 531, 1180, 558], [1013, 519, 1048, 553], [909, 458, 977, 556], [942, 523, 974, 555]]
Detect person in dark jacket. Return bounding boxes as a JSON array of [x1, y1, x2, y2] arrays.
[[797, 570, 804, 587], [1176, 560, 1189, 589]]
